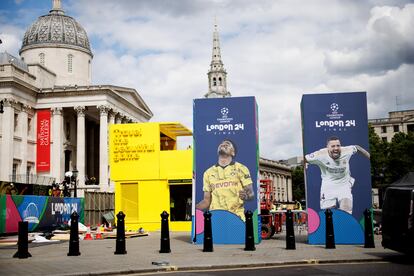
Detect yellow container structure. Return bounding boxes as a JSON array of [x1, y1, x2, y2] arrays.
[[109, 122, 193, 231]]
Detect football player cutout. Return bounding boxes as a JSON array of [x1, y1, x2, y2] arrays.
[[196, 139, 254, 221], [305, 136, 370, 214]]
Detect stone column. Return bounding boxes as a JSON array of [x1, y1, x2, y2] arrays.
[[75, 106, 86, 197], [109, 111, 115, 125], [272, 174, 277, 202], [0, 98, 15, 181], [115, 113, 122, 124], [51, 107, 63, 183], [98, 105, 110, 191], [287, 177, 293, 202], [108, 110, 115, 192], [280, 175, 285, 202], [276, 175, 280, 202], [20, 105, 30, 181]]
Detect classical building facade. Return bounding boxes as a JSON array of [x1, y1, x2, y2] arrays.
[[0, 0, 152, 195], [369, 110, 414, 142], [203, 24, 292, 203]]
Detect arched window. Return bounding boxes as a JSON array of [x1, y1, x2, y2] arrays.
[[68, 54, 73, 73], [39, 53, 45, 66], [218, 77, 222, 85], [213, 77, 217, 86]]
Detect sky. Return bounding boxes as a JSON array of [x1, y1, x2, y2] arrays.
[[1, 0, 414, 160]]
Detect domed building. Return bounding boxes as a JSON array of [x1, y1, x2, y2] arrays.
[[20, 0, 93, 86], [0, 0, 153, 196]]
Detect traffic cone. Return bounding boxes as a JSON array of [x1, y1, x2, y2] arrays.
[[84, 224, 93, 240], [95, 224, 103, 240]]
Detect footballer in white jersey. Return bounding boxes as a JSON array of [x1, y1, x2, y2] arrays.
[[305, 136, 370, 214]]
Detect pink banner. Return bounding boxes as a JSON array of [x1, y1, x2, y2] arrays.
[[36, 109, 51, 172]]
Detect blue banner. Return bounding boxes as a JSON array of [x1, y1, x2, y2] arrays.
[[1, 195, 84, 233], [192, 97, 260, 244], [301, 92, 372, 244]]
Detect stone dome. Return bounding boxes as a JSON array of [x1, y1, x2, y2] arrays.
[[19, 2, 92, 56]]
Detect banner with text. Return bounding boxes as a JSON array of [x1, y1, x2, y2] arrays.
[[0, 195, 84, 234], [193, 96, 260, 244], [36, 109, 51, 172], [301, 92, 371, 244]]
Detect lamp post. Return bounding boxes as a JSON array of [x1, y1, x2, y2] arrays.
[[72, 168, 78, 198]]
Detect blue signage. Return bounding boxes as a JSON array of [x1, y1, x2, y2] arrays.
[[301, 92, 372, 244], [192, 96, 260, 244]]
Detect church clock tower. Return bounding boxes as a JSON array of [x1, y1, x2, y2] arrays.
[[204, 23, 231, 98]]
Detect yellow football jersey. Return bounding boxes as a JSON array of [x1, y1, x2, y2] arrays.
[[203, 162, 253, 220]]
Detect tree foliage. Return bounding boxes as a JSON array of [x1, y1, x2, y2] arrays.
[[291, 166, 305, 201], [368, 125, 414, 186]]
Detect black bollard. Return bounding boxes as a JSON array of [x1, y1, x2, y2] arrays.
[[13, 221, 32, 259], [325, 209, 335, 249], [114, 211, 127, 254], [364, 208, 375, 248], [285, 209, 296, 250], [67, 211, 81, 256], [159, 211, 171, 253], [244, 210, 256, 251], [203, 211, 213, 252]]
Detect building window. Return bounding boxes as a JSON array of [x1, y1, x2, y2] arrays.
[[26, 165, 32, 184], [28, 117, 32, 136], [218, 77, 222, 85], [393, 125, 399, 132], [68, 54, 73, 73], [381, 126, 387, 133], [66, 122, 70, 140], [382, 137, 387, 142], [213, 77, 217, 86], [39, 53, 45, 66], [14, 113, 18, 133], [12, 163, 18, 182]]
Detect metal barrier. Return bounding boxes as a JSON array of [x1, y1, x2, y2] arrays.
[[84, 191, 114, 226]]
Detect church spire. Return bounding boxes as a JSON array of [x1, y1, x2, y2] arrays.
[[204, 21, 231, 98]]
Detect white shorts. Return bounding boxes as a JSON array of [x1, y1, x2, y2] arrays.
[[320, 182, 353, 209]]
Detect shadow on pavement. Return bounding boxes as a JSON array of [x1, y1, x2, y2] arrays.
[[366, 252, 414, 265]]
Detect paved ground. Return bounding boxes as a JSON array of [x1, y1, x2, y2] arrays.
[[0, 232, 404, 276]]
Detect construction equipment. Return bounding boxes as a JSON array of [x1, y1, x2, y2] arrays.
[[259, 179, 279, 239]]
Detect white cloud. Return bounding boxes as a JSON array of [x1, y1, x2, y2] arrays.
[[325, 4, 414, 75], [4, 0, 414, 160]]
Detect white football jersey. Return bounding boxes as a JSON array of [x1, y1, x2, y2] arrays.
[[306, 146, 357, 186]]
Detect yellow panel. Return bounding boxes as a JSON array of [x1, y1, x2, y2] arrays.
[[160, 149, 193, 180], [138, 180, 170, 223], [109, 123, 160, 180], [118, 182, 139, 223], [170, 221, 192, 232]]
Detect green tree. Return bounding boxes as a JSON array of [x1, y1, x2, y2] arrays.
[[386, 132, 414, 183], [291, 166, 305, 201], [368, 124, 388, 187]]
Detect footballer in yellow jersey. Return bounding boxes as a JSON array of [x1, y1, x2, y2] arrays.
[[196, 140, 254, 221]]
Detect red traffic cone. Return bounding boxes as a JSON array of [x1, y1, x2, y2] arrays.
[[95, 224, 103, 240], [84, 224, 93, 240]]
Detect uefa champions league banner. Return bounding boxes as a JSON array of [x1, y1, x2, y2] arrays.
[[192, 96, 260, 244], [301, 92, 372, 244], [0, 195, 84, 234]]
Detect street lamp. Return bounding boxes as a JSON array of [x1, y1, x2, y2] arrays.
[[72, 168, 78, 198]]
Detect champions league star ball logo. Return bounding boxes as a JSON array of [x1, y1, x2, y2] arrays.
[[221, 107, 229, 117], [330, 103, 339, 113]]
